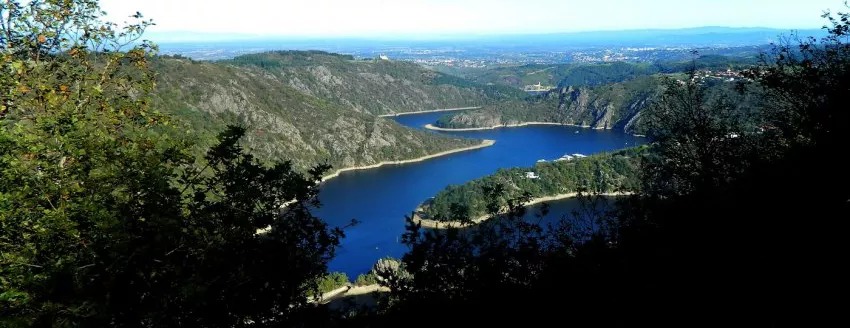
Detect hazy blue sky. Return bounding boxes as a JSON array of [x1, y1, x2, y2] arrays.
[[100, 0, 842, 38]]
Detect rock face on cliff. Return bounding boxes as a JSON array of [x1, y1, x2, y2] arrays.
[[225, 51, 523, 116], [152, 57, 481, 172], [151, 50, 666, 173], [435, 76, 663, 134], [555, 79, 657, 131]]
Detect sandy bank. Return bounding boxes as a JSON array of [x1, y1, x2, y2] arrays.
[[320, 139, 496, 181], [412, 191, 634, 229], [424, 122, 600, 131], [378, 106, 481, 117], [318, 284, 390, 304]]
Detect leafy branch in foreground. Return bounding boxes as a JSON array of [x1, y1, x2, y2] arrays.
[[1, 1, 341, 326]]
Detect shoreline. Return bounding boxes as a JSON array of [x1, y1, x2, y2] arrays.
[[412, 191, 634, 229], [377, 106, 481, 117], [320, 139, 496, 182], [424, 122, 602, 132], [424, 122, 648, 138], [257, 139, 495, 236]]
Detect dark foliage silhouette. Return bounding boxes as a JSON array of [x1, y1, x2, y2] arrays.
[[364, 9, 849, 327]]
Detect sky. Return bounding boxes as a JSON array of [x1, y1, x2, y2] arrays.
[[100, 0, 843, 39]]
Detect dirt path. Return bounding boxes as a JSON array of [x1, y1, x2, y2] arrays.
[[377, 106, 481, 117]]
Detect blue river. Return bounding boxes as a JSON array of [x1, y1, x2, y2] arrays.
[[312, 111, 644, 277]]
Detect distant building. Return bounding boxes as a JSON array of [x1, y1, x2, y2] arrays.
[[378, 54, 390, 61], [523, 82, 551, 93], [525, 172, 540, 179]]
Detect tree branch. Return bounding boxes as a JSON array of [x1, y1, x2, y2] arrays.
[[76, 263, 95, 270]]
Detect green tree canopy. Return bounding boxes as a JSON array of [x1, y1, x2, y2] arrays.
[[1, 1, 341, 326]]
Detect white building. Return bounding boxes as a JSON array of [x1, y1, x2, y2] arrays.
[[525, 172, 540, 179]]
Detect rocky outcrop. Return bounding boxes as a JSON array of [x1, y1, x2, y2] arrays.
[[225, 51, 521, 116], [152, 58, 480, 172], [437, 76, 663, 134]]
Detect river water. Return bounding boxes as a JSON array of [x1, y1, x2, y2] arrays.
[[313, 112, 644, 277]]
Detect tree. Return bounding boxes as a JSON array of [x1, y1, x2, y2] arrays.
[[605, 11, 850, 324], [0, 1, 340, 326], [371, 10, 850, 326], [752, 10, 850, 152], [641, 72, 761, 197]]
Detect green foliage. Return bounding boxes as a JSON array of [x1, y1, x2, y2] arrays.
[[435, 71, 762, 135], [423, 148, 644, 220], [151, 54, 483, 172], [1, 0, 158, 125], [0, 1, 341, 326], [430, 71, 526, 99], [433, 95, 559, 128], [434, 75, 665, 133], [354, 273, 379, 286], [555, 61, 659, 87], [464, 56, 756, 91], [377, 11, 850, 326], [377, 186, 608, 326], [749, 11, 850, 151], [317, 272, 351, 293], [222, 50, 519, 116], [436, 57, 759, 133], [642, 75, 762, 196], [655, 54, 757, 73], [228, 50, 355, 69], [150, 56, 482, 172], [463, 62, 653, 89]]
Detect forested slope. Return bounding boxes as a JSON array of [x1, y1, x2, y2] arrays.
[[421, 147, 644, 220], [461, 55, 757, 89], [152, 57, 481, 172], [435, 75, 666, 133], [225, 51, 524, 115]]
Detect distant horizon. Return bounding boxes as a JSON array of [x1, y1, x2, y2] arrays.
[[101, 0, 842, 41], [146, 26, 826, 44]]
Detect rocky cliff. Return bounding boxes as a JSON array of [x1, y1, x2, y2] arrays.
[[435, 75, 663, 134], [152, 57, 481, 172], [225, 51, 523, 116]]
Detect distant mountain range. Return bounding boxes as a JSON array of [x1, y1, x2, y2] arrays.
[[150, 26, 825, 47], [151, 26, 825, 62], [507, 26, 826, 47]]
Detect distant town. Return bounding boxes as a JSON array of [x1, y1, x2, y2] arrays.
[[158, 41, 767, 68]]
